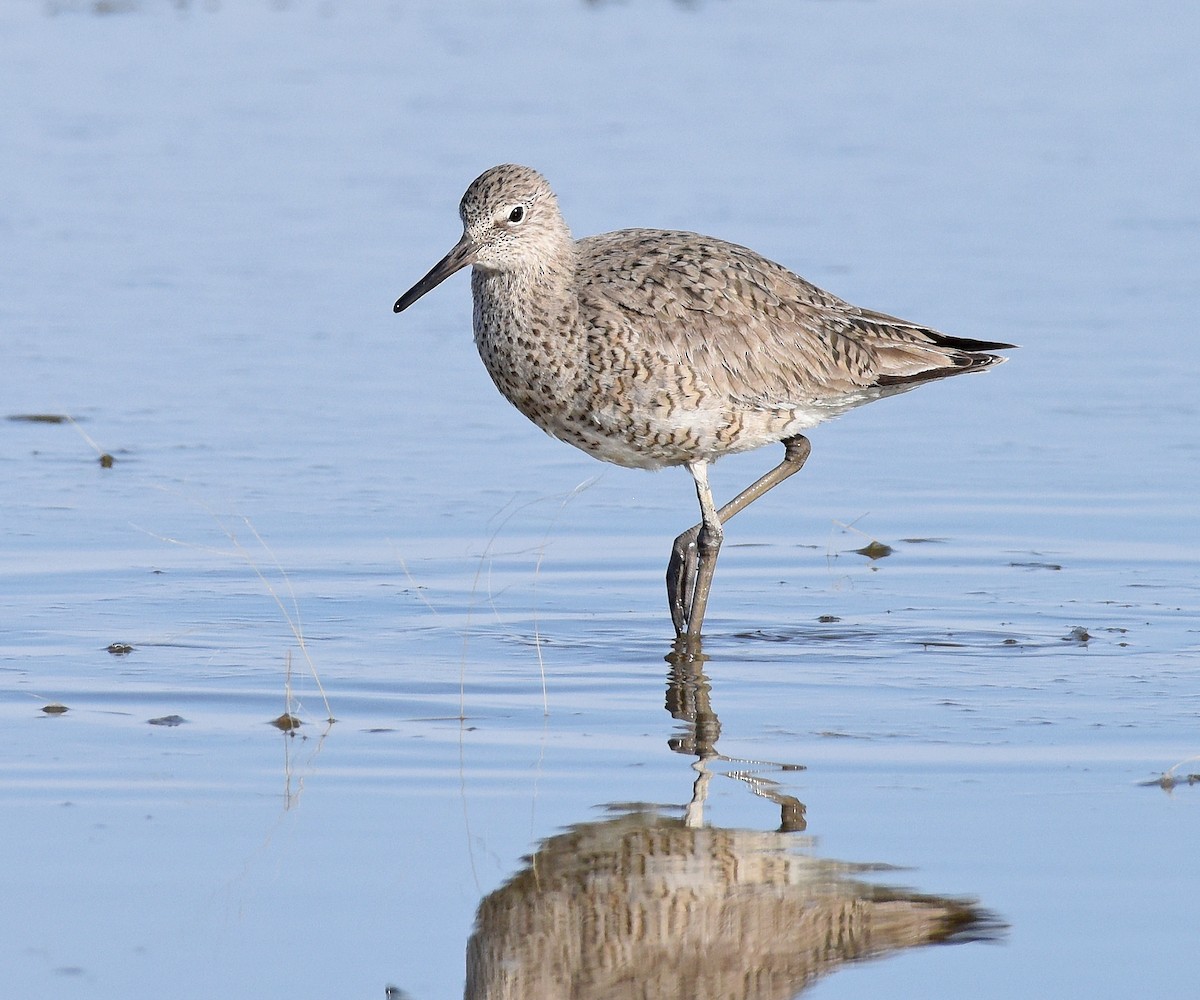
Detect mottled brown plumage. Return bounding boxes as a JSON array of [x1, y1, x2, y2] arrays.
[[395, 164, 1013, 642]]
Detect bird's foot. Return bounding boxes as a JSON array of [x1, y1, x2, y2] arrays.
[[667, 523, 702, 637], [667, 520, 723, 640]]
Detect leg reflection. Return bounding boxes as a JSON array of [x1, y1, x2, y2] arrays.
[[665, 638, 807, 833]]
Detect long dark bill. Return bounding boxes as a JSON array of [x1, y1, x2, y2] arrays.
[[393, 231, 478, 313]]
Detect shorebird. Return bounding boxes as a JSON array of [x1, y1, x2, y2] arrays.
[[394, 164, 1012, 641]]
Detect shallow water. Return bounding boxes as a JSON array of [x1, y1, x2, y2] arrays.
[[2, 1, 1198, 998]]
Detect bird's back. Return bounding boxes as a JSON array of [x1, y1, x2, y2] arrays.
[[575, 227, 1008, 415], [558, 228, 1010, 468]]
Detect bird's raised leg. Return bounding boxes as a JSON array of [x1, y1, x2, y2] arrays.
[[667, 434, 812, 638]]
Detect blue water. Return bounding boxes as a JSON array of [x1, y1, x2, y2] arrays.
[[2, 2, 1197, 998]]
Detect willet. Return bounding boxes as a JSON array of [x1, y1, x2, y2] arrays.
[[394, 164, 1012, 642]]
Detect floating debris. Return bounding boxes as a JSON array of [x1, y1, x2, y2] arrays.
[[854, 540, 893, 560], [269, 713, 302, 732], [1140, 772, 1200, 791], [1142, 755, 1200, 792], [1010, 561, 1063, 571], [7, 413, 71, 423], [1064, 626, 1091, 643], [148, 715, 187, 727], [42, 703, 70, 715], [99, 453, 115, 468], [107, 643, 134, 656]]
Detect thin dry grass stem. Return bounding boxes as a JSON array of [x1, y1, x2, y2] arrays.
[[824, 513, 896, 568], [279, 651, 308, 811], [468, 477, 600, 718], [527, 713, 551, 840], [528, 476, 600, 716], [393, 549, 442, 617], [284, 647, 295, 717], [393, 481, 597, 722], [530, 548, 549, 715], [281, 650, 299, 806], [461, 514, 532, 720], [459, 716, 483, 894], [235, 516, 334, 722], [831, 514, 880, 547], [138, 490, 334, 723], [278, 661, 335, 814], [393, 546, 461, 709], [60, 414, 116, 466], [1165, 754, 1200, 778], [64, 415, 103, 455]]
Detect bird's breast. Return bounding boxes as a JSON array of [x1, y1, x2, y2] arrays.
[[471, 274, 586, 431], [469, 270, 808, 470]]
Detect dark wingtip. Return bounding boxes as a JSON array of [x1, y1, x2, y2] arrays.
[[876, 338, 1013, 388], [930, 333, 1018, 352], [393, 299, 404, 313]]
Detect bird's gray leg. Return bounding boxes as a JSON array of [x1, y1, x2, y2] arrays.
[[668, 464, 709, 637], [682, 460, 723, 643], [667, 435, 812, 638]]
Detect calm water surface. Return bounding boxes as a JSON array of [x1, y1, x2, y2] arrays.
[[2, 2, 1197, 998]]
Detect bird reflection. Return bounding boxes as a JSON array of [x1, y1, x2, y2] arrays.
[[465, 804, 997, 1000], [462, 648, 1002, 999]]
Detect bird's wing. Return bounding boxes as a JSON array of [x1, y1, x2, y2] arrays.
[[576, 229, 1009, 410]]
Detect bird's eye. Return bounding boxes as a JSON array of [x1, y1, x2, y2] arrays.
[[507, 205, 525, 224]]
